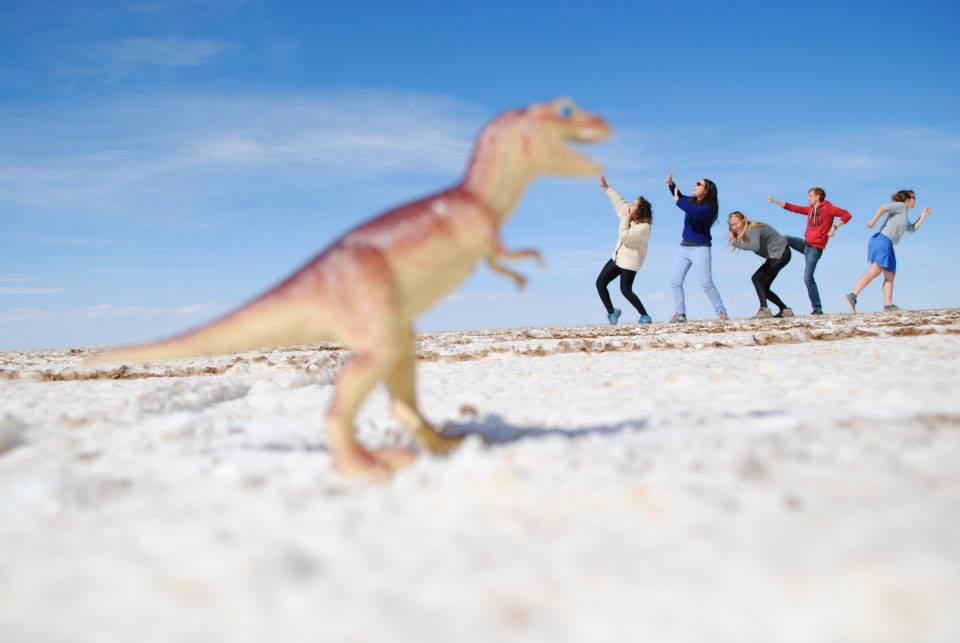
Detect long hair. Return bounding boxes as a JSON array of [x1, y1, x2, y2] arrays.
[[891, 189, 915, 203], [633, 196, 653, 224], [728, 211, 765, 245], [691, 178, 718, 209]]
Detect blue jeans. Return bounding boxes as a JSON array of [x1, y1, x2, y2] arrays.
[[671, 245, 726, 316], [785, 236, 823, 312]]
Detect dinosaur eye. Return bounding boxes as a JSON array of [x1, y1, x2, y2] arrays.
[[558, 105, 573, 119]]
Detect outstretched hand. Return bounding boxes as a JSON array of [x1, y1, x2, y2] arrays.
[[599, 175, 609, 189], [921, 207, 932, 217], [665, 170, 674, 186]]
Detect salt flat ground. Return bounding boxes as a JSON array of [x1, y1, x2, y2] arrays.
[[1, 309, 959, 643]]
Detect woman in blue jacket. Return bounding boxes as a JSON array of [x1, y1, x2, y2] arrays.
[[665, 171, 728, 321]]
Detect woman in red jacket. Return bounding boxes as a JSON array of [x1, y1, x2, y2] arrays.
[[766, 187, 852, 314]]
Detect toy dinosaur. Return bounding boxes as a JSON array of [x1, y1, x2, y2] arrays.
[[90, 98, 610, 479]]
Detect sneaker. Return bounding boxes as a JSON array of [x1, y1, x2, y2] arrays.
[[754, 307, 772, 319], [607, 308, 621, 325], [774, 307, 795, 318], [639, 314, 653, 324], [811, 309, 824, 315], [884, 304, 901, 312], [718, 311, 730, 321], [844, 292, 857, 313], [670, 313, 687, 323]]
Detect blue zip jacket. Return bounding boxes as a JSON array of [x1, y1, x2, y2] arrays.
[[668, 181, 717, 246]]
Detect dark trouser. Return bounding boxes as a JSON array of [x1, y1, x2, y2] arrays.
[[785, 236, 824, 312], [751, 247, 792, 310], [596, 259, 647, 316]]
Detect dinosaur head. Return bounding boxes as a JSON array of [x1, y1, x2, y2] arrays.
[[464, 98, 610, 217], [520, 97, 610, 177]]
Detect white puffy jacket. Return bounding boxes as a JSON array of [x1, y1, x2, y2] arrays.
[[605, 187, 651, 271]]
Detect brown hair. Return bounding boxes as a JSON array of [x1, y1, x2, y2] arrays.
[[809, 187, 826, 202], [633, 196, 653, 224], [691, 178, 718, 208], [728, 211, 765, 245], [891, 189, 915, 202]]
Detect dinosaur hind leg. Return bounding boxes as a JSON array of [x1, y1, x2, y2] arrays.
[[325, 349, 419, 479], [321, 247, 420, 479], [385, 328, 464, 456]]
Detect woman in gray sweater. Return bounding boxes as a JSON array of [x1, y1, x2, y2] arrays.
[[728, 211, 794, 318]]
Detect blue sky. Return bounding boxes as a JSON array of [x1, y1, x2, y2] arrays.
[[2, 0, 958, 349]]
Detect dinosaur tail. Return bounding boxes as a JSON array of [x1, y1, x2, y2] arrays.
[[85, 291, 333, 365]]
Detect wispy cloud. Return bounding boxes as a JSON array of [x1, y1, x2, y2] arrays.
[[62, 37, 235, 81], [0, 287, 64, 295], [102, 37, 234, 67], [0, 303, 223, 324], [73, 303, 224, 320], [447, 291, 523, 302], [0, 308, 53, 323], [599, 124, 960, 183], [0, 91, 485, 209]]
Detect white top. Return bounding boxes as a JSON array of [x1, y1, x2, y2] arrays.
[[605, 187, 651, 271]]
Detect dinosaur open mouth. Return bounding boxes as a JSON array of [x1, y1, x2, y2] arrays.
[[570, 121, 611, 144], [560, 120, 610, 167]]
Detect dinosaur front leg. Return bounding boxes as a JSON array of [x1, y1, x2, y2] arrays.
[[490, 232, 544, 266], [486, 233, 544, 290], [385, 329, 464, 455], [486, 257, 528, 291]]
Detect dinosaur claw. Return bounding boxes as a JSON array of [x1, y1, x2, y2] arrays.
[[371, 447, 418, 470], [332, 444, 395, 480]]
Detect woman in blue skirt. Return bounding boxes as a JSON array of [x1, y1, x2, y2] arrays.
[[845, 190, 932, 312]]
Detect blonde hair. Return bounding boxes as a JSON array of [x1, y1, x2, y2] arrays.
[[728, 211, 766, 245]]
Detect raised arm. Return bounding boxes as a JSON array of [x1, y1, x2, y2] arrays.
[[907, 207, 932, 233], [599, 175, 631, 219], [766, 196, 785, 208], [665, 170, 681, 201], [781, 202, 809, 215]]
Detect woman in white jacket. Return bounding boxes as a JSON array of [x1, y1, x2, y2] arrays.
[[596, 176, 653, 324]]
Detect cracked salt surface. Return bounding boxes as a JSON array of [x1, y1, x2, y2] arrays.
[[1, 309, 959, 643]]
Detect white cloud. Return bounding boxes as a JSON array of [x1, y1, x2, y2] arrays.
[[72, 303, 224, 320], [0, 288, 64, 295], [0, 91, 485, 209], [0, 303, 224, 325], [0, 308, 53, 323], [446, 291, 523, 302], [67, 37, 236, 80], [599, 124, 960, 183]]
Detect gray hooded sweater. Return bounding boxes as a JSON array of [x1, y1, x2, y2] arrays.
[[732, 224, 787, 259]]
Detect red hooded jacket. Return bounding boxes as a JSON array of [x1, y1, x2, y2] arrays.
[[782, 200, 852, 249]]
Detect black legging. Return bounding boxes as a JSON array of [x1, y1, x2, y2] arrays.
[[596, 259, 648, 316], [751, 247, 792, 310]]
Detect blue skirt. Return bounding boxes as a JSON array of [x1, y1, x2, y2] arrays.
[[867, 233, 896, 273]]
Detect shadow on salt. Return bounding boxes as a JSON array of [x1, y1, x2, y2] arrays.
[[443, 414, 648, 445]]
